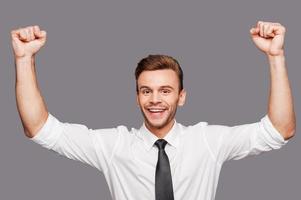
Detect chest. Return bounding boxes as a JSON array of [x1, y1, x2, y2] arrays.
[[112, 136, 216, 184]]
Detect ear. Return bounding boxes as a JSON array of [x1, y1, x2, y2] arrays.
[[177, 89, 186, 106]]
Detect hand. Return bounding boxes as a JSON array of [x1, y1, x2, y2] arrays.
[[250, 21, 286, 56], [11, 25, 47, 59]]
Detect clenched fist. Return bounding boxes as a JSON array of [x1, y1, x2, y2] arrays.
[[250, 21, 286, 56], [11, 25, 47, 59]]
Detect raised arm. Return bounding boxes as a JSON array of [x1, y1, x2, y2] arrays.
[[12, 25, 49, 138], [250, 21, 296, 140]]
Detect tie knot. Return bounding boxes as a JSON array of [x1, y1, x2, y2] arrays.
[[155, 139, 168, 150]]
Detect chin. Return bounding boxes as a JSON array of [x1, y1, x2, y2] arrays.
[[147, 122, 166, 129], [145, 117, 171, 130]]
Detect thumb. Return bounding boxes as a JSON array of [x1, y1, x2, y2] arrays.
[[11, 30, 23, 48], [250, 27, 259, 36], [33, 26, 47, 39], [11, 30, 21, 42], [37, 30, 47, 43], [39, 30, 47, 38]]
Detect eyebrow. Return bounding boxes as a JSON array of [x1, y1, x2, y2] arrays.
[[139, 85, 175, 90]]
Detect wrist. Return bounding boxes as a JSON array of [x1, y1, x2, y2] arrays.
[[15, 55, 34, 64], [267, 51, 285, 62], [267, 53, 286, 71]]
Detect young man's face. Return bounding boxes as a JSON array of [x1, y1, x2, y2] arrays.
[[136, 69, 186, 132]]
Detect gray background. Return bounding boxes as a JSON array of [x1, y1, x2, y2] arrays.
[[1, 0, 300, 199]]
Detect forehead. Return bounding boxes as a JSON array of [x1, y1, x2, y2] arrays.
[[137, 69, 178, 89]]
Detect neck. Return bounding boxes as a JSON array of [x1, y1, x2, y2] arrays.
[[145, 120, 175, 139]]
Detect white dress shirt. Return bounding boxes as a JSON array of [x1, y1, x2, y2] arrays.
[[31, 113, 288, 200]]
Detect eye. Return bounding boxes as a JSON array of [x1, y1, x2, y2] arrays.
[[161, 89, 171, 94], [142, 89, 151, 95]]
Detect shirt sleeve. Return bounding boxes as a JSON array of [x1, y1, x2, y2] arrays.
[[30, 112, 122, 172], [203, 114, 289, 164]]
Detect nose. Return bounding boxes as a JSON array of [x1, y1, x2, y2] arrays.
[[150, 91, 162, 104]]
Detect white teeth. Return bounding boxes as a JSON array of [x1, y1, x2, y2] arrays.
[[148, 109, 165, 112]]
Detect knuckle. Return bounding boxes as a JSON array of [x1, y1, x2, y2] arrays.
[[257, 21, 262, 26]]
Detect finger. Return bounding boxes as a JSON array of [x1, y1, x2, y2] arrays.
[[25, 28, 32, 41], [24, 27, 34, 42], [257, 21, 263, 37], [33, 25, 42, 38], [272, 22, 281, 26], [259, 22, 264, 37], [40, 30, 47, 38], [34, 29, 46, 40], [256, 21, 261, 28], [11, 30, 20, 40], [11, 30, 23, 48], [28, 26, 35, 40], [33, 28, 47, 46], [274, 25, 286, 35], [19, 29, 28, 41], [38, 30, 47, 44], [266, 25, 275, 38], [250, 27, 259, 35], [33, 26, 47, 40], [263, 23, 269, 38]]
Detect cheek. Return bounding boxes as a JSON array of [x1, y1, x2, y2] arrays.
[[164, 96, 179, 106], [137, 96, 147, 106]]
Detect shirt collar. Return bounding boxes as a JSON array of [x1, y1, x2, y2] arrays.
[[139, 120, 180, 151]]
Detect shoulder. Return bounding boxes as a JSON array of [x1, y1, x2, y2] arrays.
[[184, 120, 232, 140], [91, 125, 134, 139], [177, 121, 210, 137], [185, 120, 228, 132]]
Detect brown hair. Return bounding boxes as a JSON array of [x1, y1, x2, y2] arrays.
[[135, 54, 184, 93]]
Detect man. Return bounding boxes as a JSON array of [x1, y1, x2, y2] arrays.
[[12, 21, 295, 200]]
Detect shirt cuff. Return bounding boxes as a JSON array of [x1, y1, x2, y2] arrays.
[[260, 114, 289, 147], [30, 112, 64, 150]]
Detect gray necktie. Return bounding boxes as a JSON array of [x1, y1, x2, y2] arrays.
[[154, 139, 174, 200]]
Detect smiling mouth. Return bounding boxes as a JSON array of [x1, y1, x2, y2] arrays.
[[146, 108, 167, 119], [147, 107, 167, 113]]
